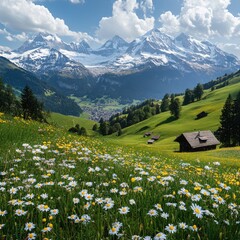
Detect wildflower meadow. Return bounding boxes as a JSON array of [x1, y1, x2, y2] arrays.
[[0, 114, 240, 239]]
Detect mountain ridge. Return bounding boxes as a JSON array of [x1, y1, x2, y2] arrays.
[[1, 30, 239, 100]]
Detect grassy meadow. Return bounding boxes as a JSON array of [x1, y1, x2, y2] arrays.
[[0, 112, 240, 240], [109, 76, 240, 153]]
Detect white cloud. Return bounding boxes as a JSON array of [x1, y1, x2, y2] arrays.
[[0, 0, 73, 36], [159, 11, 180, 36], [159, 0, 240, 39], [69, 0, 85, 4], [0, 0, 94, 44], [218, 42, 240, 58], [140, 0, 154, 15], [96, 0, 154, 42]]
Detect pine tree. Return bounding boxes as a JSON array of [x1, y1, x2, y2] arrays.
[[219, 94, 234, 146], [21, 85, 46, 122], [160, 94, 170, 112], [232, 92, 240, 145], [194, 83, 204, 101], [169, 97, 181, 119], [183, 88, 194, 105], [92, 123, 98, 131]]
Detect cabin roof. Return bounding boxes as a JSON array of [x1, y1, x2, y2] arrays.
[[151, 135, 160, 140], [175, 130, 220, 149]]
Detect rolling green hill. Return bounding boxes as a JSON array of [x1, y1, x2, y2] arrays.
[[47, 112, 97, 136], [0, 56, 82, 116], [107, 71, 240, 151]]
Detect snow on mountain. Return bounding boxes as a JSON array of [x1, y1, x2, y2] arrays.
[[1, 30, 239, 100], [69, 40, 92, 54], [16, 32, 71, 53], [93, 35, 129, 56], [109, 29, 239, 72], [2, 30, 238, 74]]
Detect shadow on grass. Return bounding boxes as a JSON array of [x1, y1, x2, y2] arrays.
[[155, 116, 176, 127], [135, 126, 150, 133]]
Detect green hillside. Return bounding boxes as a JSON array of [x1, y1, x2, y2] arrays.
[[48, 112, 97, 136], [108, 72, 240, 151]]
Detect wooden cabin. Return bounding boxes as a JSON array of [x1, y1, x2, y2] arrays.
[[144, 132, 152, 137], [151, 135, 160, 141], [147, 139, 155, 144], [174, 130, 220, 152]]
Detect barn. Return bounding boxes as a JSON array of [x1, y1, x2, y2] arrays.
[[174, 130, 220, 152]]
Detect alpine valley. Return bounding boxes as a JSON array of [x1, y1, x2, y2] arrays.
[[0, 29, 239, 116]]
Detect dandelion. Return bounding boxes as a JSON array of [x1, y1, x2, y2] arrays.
[[191, 203, 204, 218], [165, 223, 177, 233], [119, 206, 130, 214], [154, 232, 167, 240], [147, 209, 158, 217], [24, 222, 36, 231]]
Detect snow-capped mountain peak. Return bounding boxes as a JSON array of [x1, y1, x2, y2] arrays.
[[16, 32, 70, 53], [70, 40, 92, 54], [101, 35, 129, 49], [94, 35, 129, 57]]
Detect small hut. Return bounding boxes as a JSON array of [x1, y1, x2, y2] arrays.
[[144, 132, 152, 137], [147, 139, 155, 144], [151, 135, 160, 141], [174, 130, 220, 152]]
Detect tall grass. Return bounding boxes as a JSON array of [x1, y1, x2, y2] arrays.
[[0, 115, 239, 239]]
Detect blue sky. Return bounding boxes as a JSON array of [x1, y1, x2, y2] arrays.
[[0, 0, 240, 57]]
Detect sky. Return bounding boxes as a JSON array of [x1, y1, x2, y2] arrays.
[[0, 0, 240, 57]]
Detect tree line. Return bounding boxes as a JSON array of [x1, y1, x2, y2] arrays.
[[218, 92, 240, 147], [96, 82, 205, 136], [0, 78, 47, 122]]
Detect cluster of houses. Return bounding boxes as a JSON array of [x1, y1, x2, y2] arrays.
[[144, 132, 160, 144]]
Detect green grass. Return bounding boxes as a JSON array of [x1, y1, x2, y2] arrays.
[[47, 112, 97, 136], [108, 76, 240, 152], [0, 115, 239, 239]]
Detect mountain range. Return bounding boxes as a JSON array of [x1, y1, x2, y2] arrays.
[[1, 29, 239, 102]]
